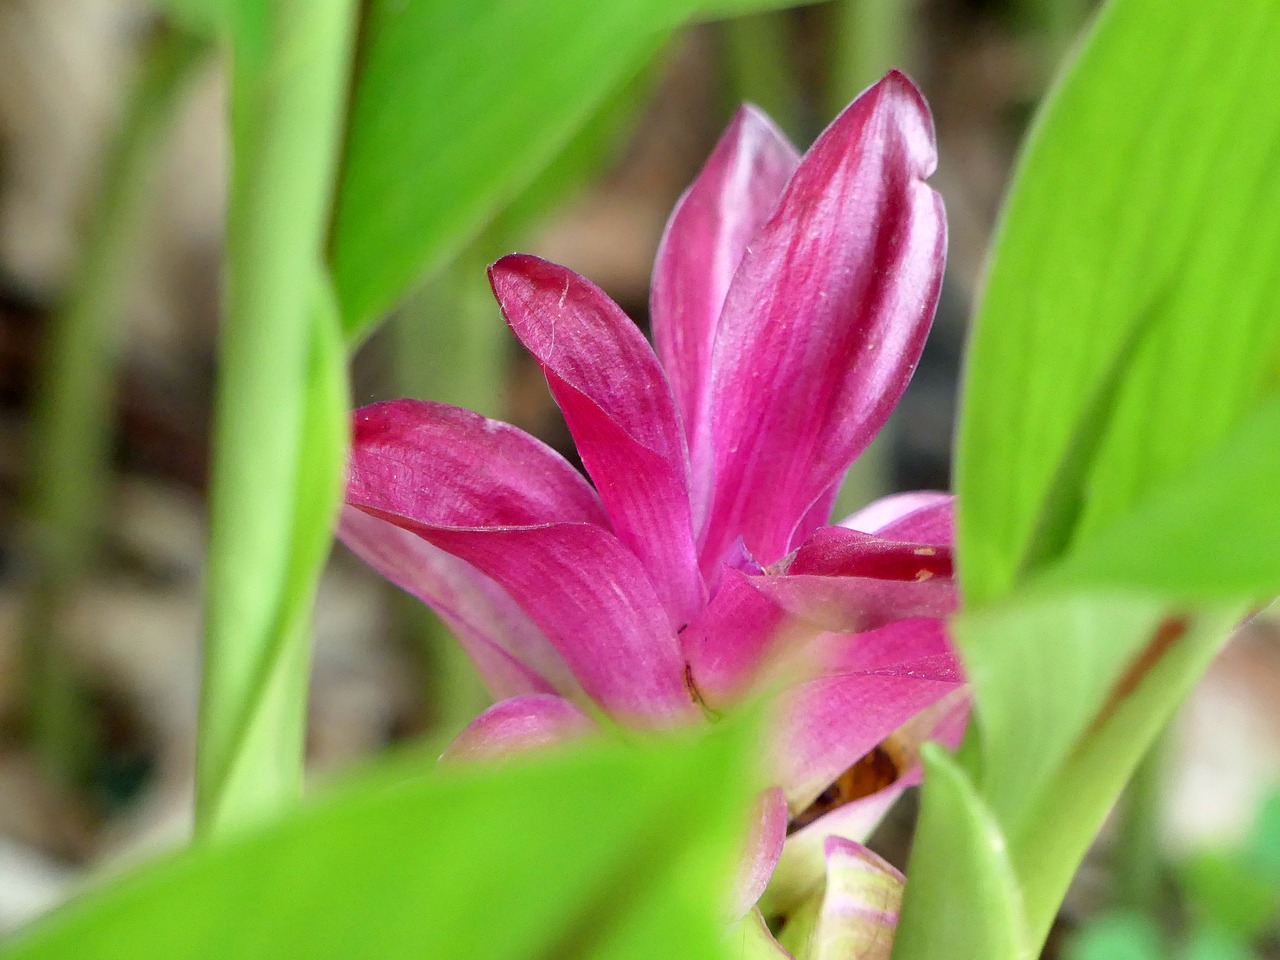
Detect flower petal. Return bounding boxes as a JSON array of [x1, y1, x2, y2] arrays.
[[650, 105, 800, 525], [339, 506, 574, 699], [347, 400, 694, 723], [683, 550, 956, 708], [841, 491, 953, 544], [490, 254, 705, 630], [773, 623, 964, 808], [441, 695, 596, 762], [699, 71, 946, 571], [349, 399, 607, 527], [733, 787, 791, 920], [681, 569, 794, 704], [762, 694, 969, 920], [760, 790, 904, 920], [809, 838, 904, 960]]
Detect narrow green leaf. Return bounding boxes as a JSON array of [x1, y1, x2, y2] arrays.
[[5, 726, 758, 960], [329, 0, 676, 338], [199, 283, 350, 830], [891, 745, 1030, 960], [955, 0, 1280, 606], [197, 0, 357, 835]]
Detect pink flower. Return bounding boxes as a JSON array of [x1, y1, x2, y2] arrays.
[[340, 71, 963, 953]]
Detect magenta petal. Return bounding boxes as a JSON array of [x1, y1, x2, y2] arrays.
[[732, 787, 790, 920], [699, 71, 946, 570], [338, 507, 574, 699], [441, 695, 596, 762], [842, 492, 953, 544], [347, 400, 694, 723], [650, 105, 800, 524], [681, 569, 792, 705], [782, 526, 953, 581], [748, 573, 955, 636], [490, 255, 704, 630], [773, 649, 963, 808], [349, 399, 607, 528]]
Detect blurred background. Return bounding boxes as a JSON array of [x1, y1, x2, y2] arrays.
[[0, 0, 1275, 955]]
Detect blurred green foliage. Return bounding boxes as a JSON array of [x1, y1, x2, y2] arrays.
[[3, 723, 761, 960]]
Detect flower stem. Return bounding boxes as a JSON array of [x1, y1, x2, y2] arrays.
[[1113, 729, 1168, 916], [195, 0, 356, 837], [721, 10, 805, 141], [22, 23, 208, 790], [827, 0, 914, 117]]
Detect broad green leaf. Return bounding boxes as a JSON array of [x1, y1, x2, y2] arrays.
[[890, 745, 1030, 960], [955, 0, 1280, 606], [951, 593, 1167, 833], [995, 600, 1243, 946], [1040, 395, 1280, 601], [1064, 912, 1163, 960], [5, 724, 759, 960], [329, 0, 678, 338]]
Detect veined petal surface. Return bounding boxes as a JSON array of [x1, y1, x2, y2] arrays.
[[650, 105, 800, 525], [699, 71, 946, 571], [808, 839, 904, 960], [338, 506, 574, 698], [490, 255, 703, 628], [346, 400, 694, 722]]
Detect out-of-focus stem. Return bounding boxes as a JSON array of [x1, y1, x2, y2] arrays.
[[196, 0, 356, 837], [1114, 730, 1168, 915], [722, 9, 805, 140], [393, 257, 506, 732], [22, 25, 208, 788], [828, 0, 914, 116]]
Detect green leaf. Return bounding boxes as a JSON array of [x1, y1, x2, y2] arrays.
[[955, 0, 1280, 607], [951, 593, 1167, 833], [1179, 851, 1278, 939], [329, 0, 678, 339], [1039, 393, 1280, 601], [890, 745, 1030, 960], [1064, 912, 1164, 960], [5, 724, 760, 960], [993, 600, 1243, 946]]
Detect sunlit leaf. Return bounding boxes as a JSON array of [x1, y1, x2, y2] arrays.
[[891, 746, 1029, 960], [329, 0, 680, 338], [955, 0, 1280, 606], [5, 725, 759, 960]]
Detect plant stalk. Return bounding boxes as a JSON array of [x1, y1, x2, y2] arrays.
[[22, 24, 208, 789], [195, 0, 357, 837]]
